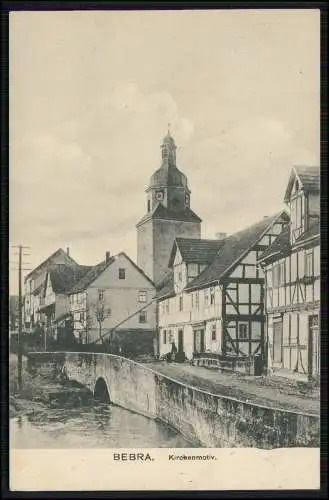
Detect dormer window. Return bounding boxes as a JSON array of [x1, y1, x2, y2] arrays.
[[290, 188, 304, 242], [295, 179, 299, 193]]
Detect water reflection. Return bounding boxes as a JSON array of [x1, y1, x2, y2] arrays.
[[11, 401, 195, 449]]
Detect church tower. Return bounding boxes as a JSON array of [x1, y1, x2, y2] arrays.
[[136, 130, 202, 286]]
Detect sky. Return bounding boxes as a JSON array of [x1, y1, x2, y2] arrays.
[[9, 9, 320, 294]]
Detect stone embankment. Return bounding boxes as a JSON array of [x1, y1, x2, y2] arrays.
[[27, 352, 320, 449], [9, 354, 91, 418]]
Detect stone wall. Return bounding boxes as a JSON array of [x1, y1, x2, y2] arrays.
[[28, 352, 319, 449]]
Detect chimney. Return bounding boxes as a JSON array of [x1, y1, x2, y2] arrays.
[[215, 232, 227, 240], [66, 247, 70, 256], [105, 251, 111, 263]]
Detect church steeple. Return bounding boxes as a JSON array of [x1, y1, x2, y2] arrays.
[[136, 130, 202, 285], [146, 129, 190, 213], [161, 124, 177, 165]]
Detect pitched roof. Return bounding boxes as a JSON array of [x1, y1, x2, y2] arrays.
[[119, 252, 155, 287], [257, 226, 291, 263], [24, 248, 78, 281], [32, 282, 45, 296], [168, 237, 226, 268], [294, 219, 320, 247], [69, 258, 115, 294], [185, 211, 289, 291], [48, 264, 92, 294], [155, 272, 175, 300], [136, 203, 202, 227], [284, 166, 320, 203], [68, 252, 155, 294], [258, 218, 320, 264]]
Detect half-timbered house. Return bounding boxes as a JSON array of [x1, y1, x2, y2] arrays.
[[39, 263, 91, 346], [156, 211, 289, 367], [23, 248, 79, 331], [258, 166, 320, 381]]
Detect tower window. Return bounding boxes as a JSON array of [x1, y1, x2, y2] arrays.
[[147, 200, 151, 212], [172, 198, 179, 209]]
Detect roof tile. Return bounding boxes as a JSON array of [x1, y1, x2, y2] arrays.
[[49, 264, 92, 294], [170, 238, 225, 267], [185, 211, 289, 290]]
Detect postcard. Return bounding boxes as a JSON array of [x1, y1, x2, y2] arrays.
[[9, 8, 320, 492]]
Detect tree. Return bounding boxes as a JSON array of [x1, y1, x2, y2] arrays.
[[95, 300, 106, 343], [92, 297, 112, 345], [78, 304, 93, 344]]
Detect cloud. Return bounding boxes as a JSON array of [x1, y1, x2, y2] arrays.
[[10, 83, 194, 261], [9, 10, 319, 293], [183, 115, 318, 236]]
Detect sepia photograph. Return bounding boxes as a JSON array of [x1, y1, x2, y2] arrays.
[[8, 7, 320, 491]]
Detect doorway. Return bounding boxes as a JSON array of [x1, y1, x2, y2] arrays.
[[178, 330, 184, 354], [194, 329, 205, 354], [308, 314, 319, 379], [272, 319, 283, 364]]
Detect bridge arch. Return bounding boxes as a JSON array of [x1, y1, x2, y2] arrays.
[[93, 376, 111, 404]]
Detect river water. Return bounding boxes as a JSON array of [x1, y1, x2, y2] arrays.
[[10, 402, 195, 449]]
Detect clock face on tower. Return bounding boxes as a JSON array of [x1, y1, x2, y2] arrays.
[[155, 190, 164, 201]]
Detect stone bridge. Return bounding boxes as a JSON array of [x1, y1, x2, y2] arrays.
[[27, 351, 320, 449]]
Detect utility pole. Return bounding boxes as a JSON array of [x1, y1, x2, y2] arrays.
[[18, 245, 23, 390], [11, 244, 32, 392]]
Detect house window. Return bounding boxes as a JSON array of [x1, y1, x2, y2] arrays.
[[195, 292, 199, 309], [187, 263, 199, 282], [166, 300, 169, 314], [106, 308, 112, 316], [98, 289, 104, 301], [139, 311, 147, 324], [204, 289, 209, 307], [178, 270, 182, 282], [179, 296, 183, 311], [138, 291, 147, 303], [309, 314, 318, 327], [267, 268, 273, 287], [79, 312, 84, 322], [211, 324, 217, 341], [119, 268, 126, 280], [163, 330, 167, 344], [306, 251, 313, 277], [210, 287, 215, 305], [238, 322, 249, 339], [273, 262, 284, 287]]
